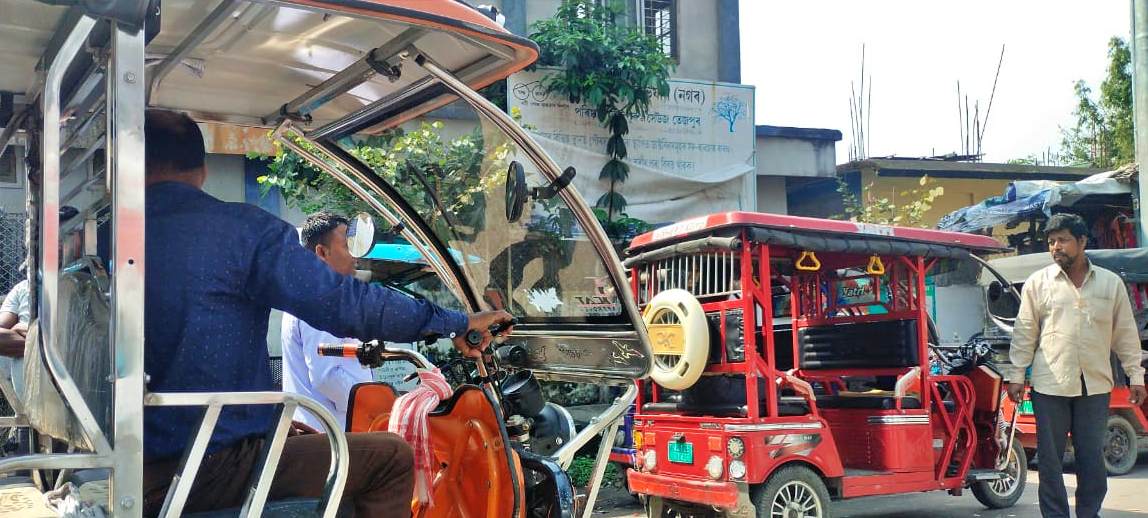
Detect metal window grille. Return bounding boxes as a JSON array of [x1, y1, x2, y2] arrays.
[[0, 214, 26, 296], [637, 251, 739, 304], [640, 0, 677, 59]]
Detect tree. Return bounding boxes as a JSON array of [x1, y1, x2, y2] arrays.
[[256, 121, 503, 239], [1059, 37, 1133, 168], [529, 0, 673, 228], [836, 174, 945, 228]]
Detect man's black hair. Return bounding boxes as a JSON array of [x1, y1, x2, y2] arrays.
[[301, 212, 349, 251], [145, 109, 205, 175], [1045, 213, 1088, 240]]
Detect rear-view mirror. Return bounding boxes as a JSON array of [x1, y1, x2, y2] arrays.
[[347, 212, 375, 258]]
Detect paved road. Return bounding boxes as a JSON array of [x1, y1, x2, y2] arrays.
[[597, 454, 1148, 517]]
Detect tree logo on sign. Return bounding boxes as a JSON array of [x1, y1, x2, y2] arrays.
[[713, 95, 747, 133]]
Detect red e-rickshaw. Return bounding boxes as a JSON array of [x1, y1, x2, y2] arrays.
[[622, 212, 1026, 517]]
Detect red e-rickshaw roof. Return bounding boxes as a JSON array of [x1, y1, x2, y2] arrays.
[[627, 212, 1007, 256]]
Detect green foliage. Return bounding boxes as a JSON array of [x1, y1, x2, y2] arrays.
[[567, 454, 622, 488], [530, 0, 672, 231], [1060, 37, 1133, 168], [256, 121, 504, 238], [836, 175, 945, 228]]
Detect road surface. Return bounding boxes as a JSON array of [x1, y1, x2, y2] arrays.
[[596, 454, 1148, 517]]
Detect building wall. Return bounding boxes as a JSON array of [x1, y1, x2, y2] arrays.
[[859, 167, 1018, 238], [674, 1, 719, 81], [501, 0, 724, 82], [756, 176, 787, 214], [755, 136, 837, 178]]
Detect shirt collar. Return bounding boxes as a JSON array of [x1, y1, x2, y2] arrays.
[[1052, 257, 1095, 284]]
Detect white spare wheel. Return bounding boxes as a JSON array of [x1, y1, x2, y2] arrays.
[[643, 289, 709, 390]]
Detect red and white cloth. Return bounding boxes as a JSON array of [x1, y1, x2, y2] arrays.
[[387, 369, 453, 508]]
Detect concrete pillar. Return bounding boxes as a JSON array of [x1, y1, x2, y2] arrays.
[[717, 0, 741, 84]]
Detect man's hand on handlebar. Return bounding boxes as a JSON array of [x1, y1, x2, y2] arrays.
[[453, 310, 516, 359], [1006, 382, 1025, 404]]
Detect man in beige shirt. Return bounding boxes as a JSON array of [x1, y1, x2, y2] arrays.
[[1006, 213, 1146, 518]]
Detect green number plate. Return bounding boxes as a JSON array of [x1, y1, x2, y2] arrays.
[[1018, 400, 1034, 415], [668, 441, 693, 464]]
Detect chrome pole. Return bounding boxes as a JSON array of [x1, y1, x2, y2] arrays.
[[109, 20, 149, 516], [1133, 0, 1148, 245]]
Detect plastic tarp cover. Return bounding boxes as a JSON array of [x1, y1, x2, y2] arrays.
[[937, 171, 1133, 233], [22, 267, 111, 449]]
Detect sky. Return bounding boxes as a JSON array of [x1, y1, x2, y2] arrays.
[[739, 0, 1132, 165]]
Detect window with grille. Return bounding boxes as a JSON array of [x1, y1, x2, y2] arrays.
[[640, 0, 677, 59], [0, 147, 16, 185]]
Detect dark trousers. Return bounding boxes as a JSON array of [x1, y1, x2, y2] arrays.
[[143, 431, 414, 518], [1031, 390, 1110, 518]]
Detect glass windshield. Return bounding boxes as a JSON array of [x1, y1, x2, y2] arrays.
[[334, 109, 623, 322]]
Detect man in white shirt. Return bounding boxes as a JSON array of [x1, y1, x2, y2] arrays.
[[281, 213, 373, 431], [1007, 214, 1146, 518], [0, 275, 30, 399]]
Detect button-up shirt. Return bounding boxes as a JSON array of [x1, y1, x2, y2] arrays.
[[1008, 261, 1145, 396], [281, 313, 373, 431], [145, 182, 468, 461]]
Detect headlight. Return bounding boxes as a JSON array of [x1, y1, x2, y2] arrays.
[[729, 460, 747, 480], [727, 437, 745, 458], [644, 450, 657, 472], [705, 455, 724, 480], [615, 429, 626, 448]]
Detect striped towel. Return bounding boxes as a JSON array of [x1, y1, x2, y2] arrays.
[[388, 368, 453, 508]]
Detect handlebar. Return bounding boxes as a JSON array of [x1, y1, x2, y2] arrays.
[[465, 318, 519, 348], [316, 343, 360, 359]]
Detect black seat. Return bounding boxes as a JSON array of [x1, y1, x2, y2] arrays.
[[797, 319, 919, 369], [816, 395, 922, 410]]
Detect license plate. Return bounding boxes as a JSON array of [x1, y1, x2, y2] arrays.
[[1018, 400, 1033, 415], [668, 441, 693, 464]]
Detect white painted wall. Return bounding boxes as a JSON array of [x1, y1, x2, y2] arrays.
[[755, 136, 838, 178], [756, 176, 788, 214]]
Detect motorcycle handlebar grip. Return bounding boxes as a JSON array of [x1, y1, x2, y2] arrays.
[[317, 343, 359, 358], [465, 317, 520, 347]]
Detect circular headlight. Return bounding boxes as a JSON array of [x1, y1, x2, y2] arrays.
[[729, 460, 747, 480], [727, 437, 745, 459], [614, 429, 626, 448], [644, 450, 657, 472], [705, 455, 724, 480]]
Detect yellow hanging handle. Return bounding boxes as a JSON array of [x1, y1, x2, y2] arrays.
[[796, 251, 821, 271], [867, 255, 886, 275]]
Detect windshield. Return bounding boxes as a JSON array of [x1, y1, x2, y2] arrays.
[[334, 109, 624, 322]]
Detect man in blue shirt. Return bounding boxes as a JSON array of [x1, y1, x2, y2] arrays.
[[140, 110, 512, 517], [281, 212, 374, 431]]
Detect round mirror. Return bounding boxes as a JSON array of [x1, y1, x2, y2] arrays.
[[347, 212, 375, 258], [505, 161, 528, 223]]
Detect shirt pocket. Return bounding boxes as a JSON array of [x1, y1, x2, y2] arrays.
[[1087, 294, 1114, 328]]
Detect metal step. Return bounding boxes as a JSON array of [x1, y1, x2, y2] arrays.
[[965, 469, 1007, 481]]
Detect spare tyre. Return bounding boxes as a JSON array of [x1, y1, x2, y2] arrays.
[[643, 289, 709, 390]]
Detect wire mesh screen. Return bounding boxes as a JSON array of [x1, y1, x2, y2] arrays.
[[268, 356, 283, 389], [0, 214, 25, 296]]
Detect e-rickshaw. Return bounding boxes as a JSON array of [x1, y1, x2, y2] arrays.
[[622, 212, 1026, 517], [988, 248, 1148, 476], [0, 0, 653, 516]]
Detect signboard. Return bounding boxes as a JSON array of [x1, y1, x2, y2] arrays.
[[508, 69, 755, 224]]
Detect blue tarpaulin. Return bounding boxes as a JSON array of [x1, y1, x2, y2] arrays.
[[936, 172, 1132, 233]]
